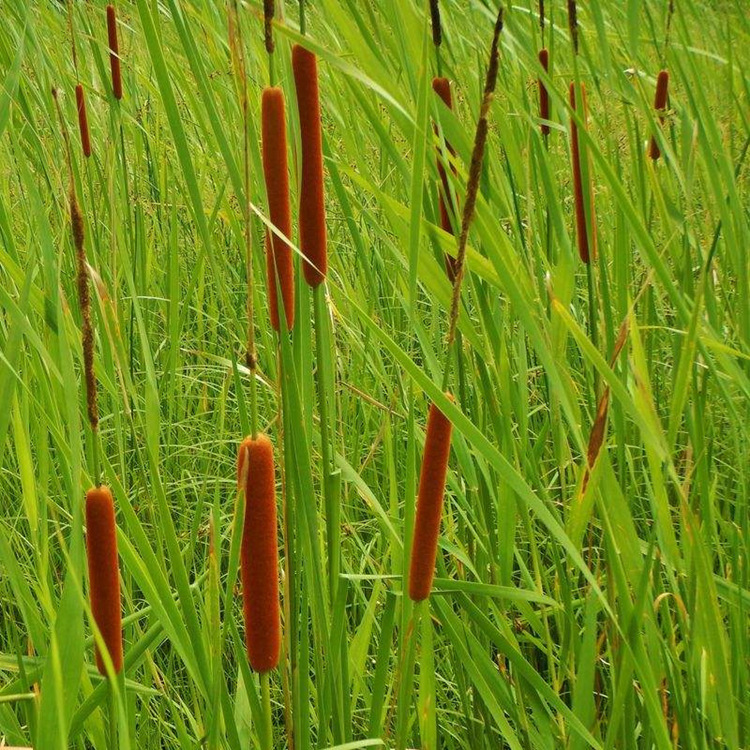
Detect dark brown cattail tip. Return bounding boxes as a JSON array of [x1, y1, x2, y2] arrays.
[[264, 0, 275, 54], [408, 396, 454, 602], [648, 69, 670, 160], [261, 86, 295, 331], [75, 84, 92, 158], [85, 486, 123, 675], [239, 434, 280, 672], [567, 0, 579, 54], [538, 48, 550, 135], [569, 81, 596, 264], [432, 76, 452, 109], [106, 5, 122, 101], [429, 0, 442, 48], [292, 45, 328, 288]]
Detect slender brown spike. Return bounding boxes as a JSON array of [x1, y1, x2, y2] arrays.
[[85, 486, 123, 674], [261, 86, 295, 331], [569, 82, 597, 264], [75, 84, 92, 158], [539, 0, 545, 31], [648, 70, 670, 160], [429, 0, 442, 48], [432, 77, 459, 282], [409, 398, 454, 602], [264, 0, 275, 54], [71, 188, 99, 431], [538, 48, 550, 136], [292, 45, 328, 287], [568, 0, 579, 54], [106, 5, 122, 100], [445, 6, 503, 350], [238, 435, 281, 672]]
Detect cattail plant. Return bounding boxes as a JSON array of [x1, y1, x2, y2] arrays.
[[569, 82, 597, 264], [292, 44, 327, 287], [261, 86, 295, 332], [538, 48, 550, 136], [408, 399, 454, 601], [75, 84, 92, 158], [432, 77, 460, 281], [238, 435, 281, 673], [106, 5, 122, 101], [85, 486, 123, 674], [648, 70, 670, 160]]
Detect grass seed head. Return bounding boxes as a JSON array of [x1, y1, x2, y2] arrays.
[[292, 45, 328, 288], [85, 485, 123, 675]]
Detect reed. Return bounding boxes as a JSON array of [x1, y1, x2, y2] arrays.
[[238, 435, 281, 673], [106, 5, 122, 101], [261, 86, 295, 332], [408, 399, 454, 602], [292, 45, 328, 287], [648, 70, 670, 160], [569, 81, 597, 264], [538, 48, 550, 136], [75, 84, 92, 158], [85, 486, 123, 674]]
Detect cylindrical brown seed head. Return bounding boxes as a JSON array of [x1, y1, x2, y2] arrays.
[[106, 5, 122, 101], [75, 84, 91, 158], [432, 77, 459, 282], [567, 0, 579, 54], [292, 45, 328, 288], [261, 86, 295, 332], [238, 435, 280, 672], [569, 82, 597, 264], [429, 0, 442, 47], [264, 0, 274, 54], [538, 48, 550, 136], [648, 70, 670, 160], [85, 486, 123, 675], [409, 398, 454, 602]]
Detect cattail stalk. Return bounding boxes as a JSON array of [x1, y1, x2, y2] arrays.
[[106, 5, 122, 101], [292, 45, 328, 287], [261, 86, 295, 333], [648, 70, 670, 160], [408, 400, 453, 601], [432, 77, 460, 281], [569, 82, 597, 264], [568, 0, 579, 55], [538, 48, 550, 136], [238, 435, 281, 673], [85, 486, 123, 674], [76, 84, 92, 158]]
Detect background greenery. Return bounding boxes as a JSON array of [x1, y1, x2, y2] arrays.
[[0, 0, 748, 748]]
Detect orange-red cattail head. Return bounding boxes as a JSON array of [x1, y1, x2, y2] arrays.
[[648, 69, 670, 160], [261, 86, 295, 332], [75, 84, 91, 158], [85, 486, 123, 675], [432, 77, 459, 282], [106, 5, 122, 101], [538, 48, 550, 135], [292, 45, 328, 288], [408, 398, 454, 602], [238, 435, 280, 672], [569, 82, 597, 264]]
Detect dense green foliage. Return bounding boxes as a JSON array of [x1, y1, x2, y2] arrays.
[[0, 1, 748, 748]]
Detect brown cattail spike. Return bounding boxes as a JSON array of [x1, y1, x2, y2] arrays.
[[409, 398, 454, 602], [85, 486, 123, 674], [238, 435, 280, 672], [432, 77, 459, 281], [261, 86, 295, 331], [106, 5, 122, 100], [538, 48, 550, 136], [568, 0, 579, 54], [75, 84, 91, 158], [569, 82, 597, 264], [648, 70, 670, 160], [429, 0, 442, 48], [292, 45, 328, 288], [263, 0, 274, 54]]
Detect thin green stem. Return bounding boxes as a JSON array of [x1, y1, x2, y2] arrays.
[[299, 0, 306, 35], [261, 671, 273, 749], [107, 679, 117, 750]]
